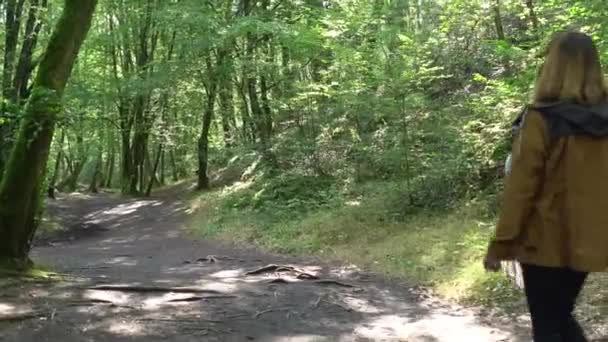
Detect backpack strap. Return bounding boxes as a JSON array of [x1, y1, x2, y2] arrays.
[[511, 105, 529, 138]]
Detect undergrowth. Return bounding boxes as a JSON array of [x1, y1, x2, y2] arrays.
[[189, 174, 522, 308]]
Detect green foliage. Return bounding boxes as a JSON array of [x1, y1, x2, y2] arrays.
[[223, 170, 336, 212], [190, 178, 522, 305]]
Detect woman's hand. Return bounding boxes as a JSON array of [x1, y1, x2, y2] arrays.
[[483, 253, 501, 272]]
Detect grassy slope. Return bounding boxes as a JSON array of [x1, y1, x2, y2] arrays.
[[188, 175, 608, 325], [188, 178, 522, 307]]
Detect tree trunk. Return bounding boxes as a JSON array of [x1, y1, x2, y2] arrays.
[[493, 0, 505, 41], [159, 148, 165, 185], [0, 0, 98, 266], [119, 104, 134, 194], [197, 57, 218, 190], [219, 77, 235, 147], [105, 139, 115, 188], [145, 143, 162, 196], [103, 127, 115, 189], [89, 150, 102, 193], [129, 96, 148, 195], [1, 0, 25, 100], [13, 0, 47, 102], [48, 129, 65, 199], [62, 132, 87, 192], [170, 149, 179, 182], [237, 74, 255, 142], [525, 0, 539, 32], [0, 0, 26, 179]]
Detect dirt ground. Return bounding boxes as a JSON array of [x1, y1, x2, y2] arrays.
[[0, 186, 534, 341]]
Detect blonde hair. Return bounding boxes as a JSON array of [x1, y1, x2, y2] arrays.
[[534, 31, 607, 106]]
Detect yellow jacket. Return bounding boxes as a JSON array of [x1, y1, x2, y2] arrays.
[[488, 103, 608, 272]]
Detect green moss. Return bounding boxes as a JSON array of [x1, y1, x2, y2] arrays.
[[0, 262, 62, 286]]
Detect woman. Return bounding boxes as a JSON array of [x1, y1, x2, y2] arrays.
[[484, 31, 608, 342]]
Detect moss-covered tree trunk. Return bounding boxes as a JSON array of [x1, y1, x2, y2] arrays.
[[0, 0, 98, 266]]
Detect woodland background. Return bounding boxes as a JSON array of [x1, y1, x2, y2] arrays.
[[1, 0, 607, 311]]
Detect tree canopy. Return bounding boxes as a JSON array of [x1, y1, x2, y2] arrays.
[[0, 0, 606, 262]]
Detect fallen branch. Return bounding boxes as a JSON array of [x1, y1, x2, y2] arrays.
[[86, 285, 223, 294], [253, 307, 290, 319], [313, 280, 355, 288]]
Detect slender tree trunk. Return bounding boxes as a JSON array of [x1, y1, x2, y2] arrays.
[[145, 144, 160, 187], [197, 57, 218, 190], [493, 0, 505, 40], [13, 0, 47, 102], [0, 0, 98, 266], [170, 149, 178, 182], [120, 123, 133, 194], [0, 0, 26, 179], [237, 74, 255, 142], [63, 131, 87, 192], [89, 150, 102, 193], [525, 0, 539, 32], [145, 143, 162, 196], [159, 149, 165, 185], [259, 0, 275, 144], [219, 77, 235, 147], [48, 129, 65, 199], [130, 97, 148, 195], [105, 138, 115, 188], [2, 0, 25, 100]]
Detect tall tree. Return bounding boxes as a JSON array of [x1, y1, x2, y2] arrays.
[[0, 0, 98, 266], [0, 0, 26, 177], [493, 0, 506, 40]]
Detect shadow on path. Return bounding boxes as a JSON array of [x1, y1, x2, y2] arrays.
[[1, 190, 530, 341]]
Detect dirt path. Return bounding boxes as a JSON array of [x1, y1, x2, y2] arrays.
[[0, 188, 529, 341]]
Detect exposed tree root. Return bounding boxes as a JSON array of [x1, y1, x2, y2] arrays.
[[266, 277, 355, 288], [246, 264, 319, 280], [245, 264, 291, 275], [253, 307, 290, 319], [313, 279, 355, 288]]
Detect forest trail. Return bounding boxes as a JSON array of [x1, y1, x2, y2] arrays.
[[0, 186, 528, 341]]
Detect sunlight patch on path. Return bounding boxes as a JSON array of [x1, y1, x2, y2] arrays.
[[86, 200, 164, 220], [353, 312, 511, 341]]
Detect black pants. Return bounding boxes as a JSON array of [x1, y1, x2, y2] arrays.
[[521, 264, 589, 342]]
